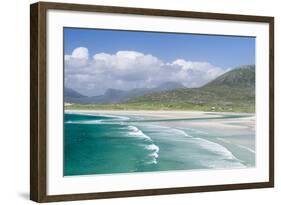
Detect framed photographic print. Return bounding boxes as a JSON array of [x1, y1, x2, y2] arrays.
[[30, 1, 274, 202]]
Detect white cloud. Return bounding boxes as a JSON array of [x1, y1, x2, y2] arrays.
[[65, 48, 228, 96], [71, 47, 89, 59], [171, 59, 225, 86]]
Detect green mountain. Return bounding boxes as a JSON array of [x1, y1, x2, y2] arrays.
[[204, 65, 255, 88], [124, 65, 255, 112]]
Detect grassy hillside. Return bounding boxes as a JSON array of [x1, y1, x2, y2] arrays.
[[204, 65, 255, 88], [66, 65, 255, 113]]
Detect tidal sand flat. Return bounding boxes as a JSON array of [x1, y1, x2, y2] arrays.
[[64, 110, 255, 176]]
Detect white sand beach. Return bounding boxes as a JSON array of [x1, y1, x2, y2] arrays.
[[66, 109, 254, 130]]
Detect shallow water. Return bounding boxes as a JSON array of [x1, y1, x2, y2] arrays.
[[64, 112, 255, 176]]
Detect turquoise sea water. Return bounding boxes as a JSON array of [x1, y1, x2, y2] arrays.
[[64, 112, 255, 176]]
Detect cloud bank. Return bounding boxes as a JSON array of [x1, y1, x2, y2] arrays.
[[65, 47, 228, 96]]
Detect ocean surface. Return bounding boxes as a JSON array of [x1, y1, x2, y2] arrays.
[[64, 112, 255, 176]]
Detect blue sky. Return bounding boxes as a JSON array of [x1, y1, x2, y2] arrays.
[[64, 27, 255, 69], [64, 27, 255, 96]]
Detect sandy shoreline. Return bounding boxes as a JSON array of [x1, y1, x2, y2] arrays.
[[65, 109, 253, 118], [65, 109, 255, 130]]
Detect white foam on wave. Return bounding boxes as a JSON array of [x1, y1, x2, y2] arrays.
[[127, 125, 160, 165], [99, 114, 130, 121], [195, 137, 238, 160], [126, 124, 245, 168], [144, 144, 160, 165], [162, 127, 246, 168], [217, 138, 256, 154], [128, 125, 139, 132], [145, 144, 160, 152], [148, 152, 159, 158], [171, 128, 191, 137], [65, 120, 103, 124], [184, 127, 208, 135], [127, 126, 152, 141], [192, 137, 246, 168], [65, 113, 131, 125], [236, 144, 256, 154], [145, 158, 158, 165], [65, 120, 73, 124], [65, 111, 130, 121], [163, 128, 246, 168]]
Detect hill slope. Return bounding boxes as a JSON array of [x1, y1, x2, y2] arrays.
[[124, 65, 255, 112], [204, 65, 255, 88], [64, 82, 185, 104], [64, 87, 86, 103]]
